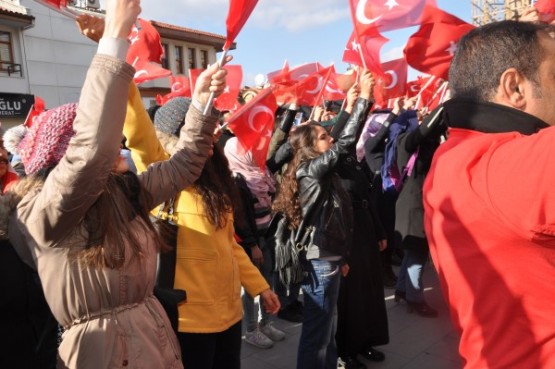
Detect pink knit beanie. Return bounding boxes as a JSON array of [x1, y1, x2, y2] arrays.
[[18, 103, 78, 175]]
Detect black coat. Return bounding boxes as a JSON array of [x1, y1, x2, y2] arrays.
[[0, 239, 57, 369], [394, 108, 446, 249], [335, 152, 390, 355], [296, 98, 371, 259]]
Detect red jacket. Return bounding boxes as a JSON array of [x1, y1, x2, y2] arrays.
[[1, 171, 18, 194], [424, 100, 555, 369]]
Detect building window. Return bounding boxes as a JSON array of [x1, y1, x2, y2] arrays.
[[188, 48, 196, 69], [200, 50, 208, 69], [161, 43, 169, 69], [0, 31, 14, 72], [175, 46, 184, 75]]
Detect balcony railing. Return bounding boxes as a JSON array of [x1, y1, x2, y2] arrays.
[[0, 62, 22, 77]]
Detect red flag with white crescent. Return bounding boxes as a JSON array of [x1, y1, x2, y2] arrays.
[[373, 58, 408, 106], [349, 0, 437, 33], [404, 6, 475, 80], [324, 69, 347, 101], [294, 66, 334, 106], [343, 29, 389, 78], [126, 19, 171, 84], [157, 75, 192, 105], [226, 88, 277, 170]]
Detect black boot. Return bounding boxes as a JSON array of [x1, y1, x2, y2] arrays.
[[339, 355, 366, 369], [407, 301, 438, 318], [360, 347, 386, 362]]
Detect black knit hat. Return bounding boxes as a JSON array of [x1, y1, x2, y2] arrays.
[[154, 97, 191, 137]]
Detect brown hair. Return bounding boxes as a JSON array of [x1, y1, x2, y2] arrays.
[[272, 125, 321, 229], [193, 144, 240, 229], [12, 170, 161, 269]]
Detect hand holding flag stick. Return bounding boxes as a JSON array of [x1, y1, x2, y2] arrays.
[[202, 0, 259, 115]]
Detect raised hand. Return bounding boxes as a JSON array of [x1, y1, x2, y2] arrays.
[[359, 69, 375, 101], [104, 0, 141, 40], [193, 55, 233, 108], [76, 14, 105, 43]]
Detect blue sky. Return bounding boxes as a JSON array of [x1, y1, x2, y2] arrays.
[[135, 0, 472, 85]]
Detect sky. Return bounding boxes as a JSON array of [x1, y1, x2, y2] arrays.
[[117, 0, 473, 86]]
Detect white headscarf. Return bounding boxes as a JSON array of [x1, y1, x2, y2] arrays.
[[223, 137, 275, 210]]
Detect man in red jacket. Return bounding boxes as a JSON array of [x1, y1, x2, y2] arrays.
[[424, 20, 555, 369]]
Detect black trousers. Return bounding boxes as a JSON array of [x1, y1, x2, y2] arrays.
[[177, 320, 242, 369]]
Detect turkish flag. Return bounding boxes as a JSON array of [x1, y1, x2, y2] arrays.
[[404, 6, 475, 80], [34, 0, 77, 18], [349, 0, 437, 33], [324, 69, 347, 101], [343, 31, 363, 66], [373, 58, 408, 106], [268, 62, 326, 104], [127, 19, 164, 65], [344, 29, 389, 77], [133, 61, 172, 84], [406, 78, 422, 98], [536, 0, 555, 23], [294, 66, 334, 106], [425, 80, 449, 111], [267, 60, 291, 85], [215, 65, 243, 112], [413, 76, 443, 109], [34, 0, 65, 10], [24, 96, 45, 128], [126, 19, 171, 84], [157, 75, 192, 105], [226, 88, 277, 170], [224, 0, 259, 50]]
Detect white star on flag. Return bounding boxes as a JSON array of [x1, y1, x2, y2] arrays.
[[384, 0, 399, 10], [351, 40, 361, 52], [446, 41, 458, 56], [223, 86, 230, 94]]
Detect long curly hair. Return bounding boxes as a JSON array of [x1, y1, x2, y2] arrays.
[[193, 143, 240, 229], [272, 125, 322, 229]]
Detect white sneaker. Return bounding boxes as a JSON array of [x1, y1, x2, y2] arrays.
[[260, 322, 285, 342], [244, 328, 273, 349]]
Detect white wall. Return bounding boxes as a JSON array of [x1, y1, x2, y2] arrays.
[[21, 0, 97, 108]]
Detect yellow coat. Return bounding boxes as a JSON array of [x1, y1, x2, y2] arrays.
[[123, 86, 269, 333]]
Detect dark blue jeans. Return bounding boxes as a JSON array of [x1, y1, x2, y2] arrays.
[[297, 259, 342, 369], [395, 247, 429, 303]]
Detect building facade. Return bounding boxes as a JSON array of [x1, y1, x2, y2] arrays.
[[0, 0, 228, 128]]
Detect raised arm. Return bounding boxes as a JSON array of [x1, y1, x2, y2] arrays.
[[138, 60, 230, 207], [16, 0, 139, 247], [303, 70, 374, 179]]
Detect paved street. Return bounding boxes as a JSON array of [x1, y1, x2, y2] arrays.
[[241, 263, 462, 369]]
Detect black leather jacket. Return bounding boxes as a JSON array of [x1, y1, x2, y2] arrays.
[[296, 97, 372, 259]]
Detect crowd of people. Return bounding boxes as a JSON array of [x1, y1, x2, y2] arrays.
[[2, 1, 555, 369]]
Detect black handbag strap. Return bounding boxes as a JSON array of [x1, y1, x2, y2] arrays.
[[155, 198, 178, 289]]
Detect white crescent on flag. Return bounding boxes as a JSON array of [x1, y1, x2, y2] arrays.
[[384, 70, 398, 90], [171, 82, 182, 92], [134, 70, 149, 79], [356, 0, 383, 25], [305, 75, 324, 94], [247, 106, 274, 132]]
